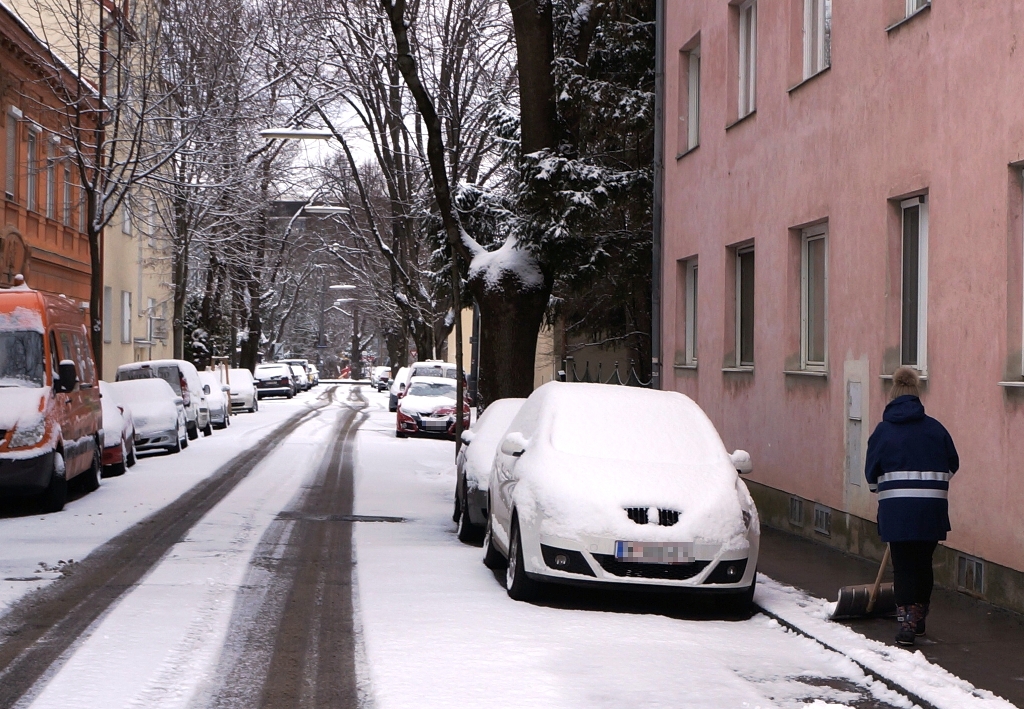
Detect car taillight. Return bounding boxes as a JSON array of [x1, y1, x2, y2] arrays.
[[280, 377, 290, 386], [180, 374, 191, 406]]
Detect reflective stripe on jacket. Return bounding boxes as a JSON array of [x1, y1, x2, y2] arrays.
[[865, 395, 959, 542]]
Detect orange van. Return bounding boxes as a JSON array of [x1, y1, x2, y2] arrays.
[[0, 277, 103, 512]]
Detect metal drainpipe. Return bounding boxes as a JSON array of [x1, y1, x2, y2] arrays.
[[651, 0, 665, 390]]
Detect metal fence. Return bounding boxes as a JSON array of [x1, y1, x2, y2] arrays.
[[561, 356, 652, 387]]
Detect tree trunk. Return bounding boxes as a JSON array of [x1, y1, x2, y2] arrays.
[[385, 326, 408, 375], [87, 204, 103, 375], [508, 0, 557, 155]]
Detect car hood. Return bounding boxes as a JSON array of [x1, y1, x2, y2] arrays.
[[400, 394, 456, 416], [510, 444, 751, 548], [0, 386, 47, 431], [129, 398, 179, 436]]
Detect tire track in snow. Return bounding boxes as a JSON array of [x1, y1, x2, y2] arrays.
[[0, 388, 338, 709]]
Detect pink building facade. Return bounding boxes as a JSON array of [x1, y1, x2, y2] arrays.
[[660, 0, 1024, 611]]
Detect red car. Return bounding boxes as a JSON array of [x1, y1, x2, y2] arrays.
[[396, 376, 471, 440], [99, 381, 136, 477]]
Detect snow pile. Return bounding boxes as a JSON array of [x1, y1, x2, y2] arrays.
[[107, 379, 179, 435], [0, 387, 46, 432], [468, 237, 544, 291], [461, 398, 525, 492], [0, 305, 45, 333], [507, 382, 752, 546], [756, 575, 1018, 709]]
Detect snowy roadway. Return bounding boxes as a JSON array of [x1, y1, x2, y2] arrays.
[[0, 385, 1015, 709]]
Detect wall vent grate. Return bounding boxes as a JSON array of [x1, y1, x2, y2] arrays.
[[789, 497, 804, 526], [813, 505, 832, 536], [957, 554, 984, 595]]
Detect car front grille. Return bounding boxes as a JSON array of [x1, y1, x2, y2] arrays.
[[624, 507, 681, 527], [592, 554, 710, 580]]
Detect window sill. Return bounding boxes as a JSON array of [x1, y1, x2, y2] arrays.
[[886, 3, 930, 33], [675, 144, 699, 161], [783, 369, 828, 378], [787, 66, 831, 95], [674, 363, 697, 370], [998, 381, 1024, 388], [725, 110, 756, 132], [879, 373, 928, 381], [722, 366, 754, 374]]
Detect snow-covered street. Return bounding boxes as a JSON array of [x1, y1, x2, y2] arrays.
[[0, 385, 1015, 709]]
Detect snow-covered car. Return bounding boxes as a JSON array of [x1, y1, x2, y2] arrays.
[[108, 379, 188, 454], [388, 366, 409, 412], [288, 363, 309, 392], [396, 376, 471, 440], [370, 365, 391, 392], [254, 363, 294, 399], [198, 371, 231, 429], [483, 382, 759, 607], [228, 368, 258, 413], [279, 358, 312, 389], [99, 381, 136, 477], [116, 359, 211, 439], [307, 365, 320, 386], [454, 397, 526, 542]]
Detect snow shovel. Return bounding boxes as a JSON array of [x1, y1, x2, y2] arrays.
[[831, 544, 896, 620]]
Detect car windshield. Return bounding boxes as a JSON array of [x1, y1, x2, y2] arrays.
[[118, 365, 182, 394], [407, 381, 455, 398], [0, 331, 44, 387], [412, 365, 444, 378], [256, 366, 286, 377]]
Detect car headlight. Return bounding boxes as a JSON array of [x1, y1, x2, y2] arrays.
[[9, 421, 47, 449]]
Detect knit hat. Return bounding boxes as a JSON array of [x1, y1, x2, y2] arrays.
[[890, 366, 921, 401]]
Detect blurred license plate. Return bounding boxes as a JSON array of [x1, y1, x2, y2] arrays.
[[422, 419, 448, 429], [615, 541, 694, 564]]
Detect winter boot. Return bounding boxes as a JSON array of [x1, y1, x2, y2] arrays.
[[895, 605, 919, 646], [915, 603, 929, 636]]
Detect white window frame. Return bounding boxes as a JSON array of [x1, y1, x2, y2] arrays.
[[5, 107, 20, 200], [738, 0, 757, 118], [146, 297, 155, 341], [63, 164, 72, 226], [687, 47, 701, 150], [801, 224, 828, 370], [122, 194, 132, 235], [906, 0, 928, 17], [803, 0, 831, 79], [45, 138, 56, 220], [25, 128, 37, 213], [685, 259, 698, 365], [900, 196, 928, 371], [735, 245, 755, 367], [121, 290, 132, 344]]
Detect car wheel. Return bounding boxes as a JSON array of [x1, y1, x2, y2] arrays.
[[80, 444, 103, 493], [181, 433, 189, 449], [38, 452, 67, 513], [482, 506, 506, 570], [126, 438, 137, 468], [168, 436, 181, 454], [187, 422, 198, 441], [253, 398, 259, 412], [103, 442, 127, 478], [452, 491, 461, 523], [721, 572, 757, 616], [457, 483, 484, 544], [506, 517, 538, 601], [203, 422, 213, 437]]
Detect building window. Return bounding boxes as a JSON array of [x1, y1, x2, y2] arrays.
[[26, 130, 37, 212], [146, 297, 155, 341], [900, 197, 928, 369], [103, 286, 113, 344], [63, 165, 72, 226], [736, 245, 755, 367], [121, 290, 132, 344], [685, 259, 698, 365], [122, 195, 132, 235], [803, 0, 831, 79], [738, 0, 757, 118], [45, 140, 55, 220], [801, 224, 827, 369], [906, 0, 928, 16], [5, 109, 18, 200], [681, 46, 700, 151]]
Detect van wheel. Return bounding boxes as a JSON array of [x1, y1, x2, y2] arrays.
[[38, 453, 67, 513], [81, 445, 102, 492]]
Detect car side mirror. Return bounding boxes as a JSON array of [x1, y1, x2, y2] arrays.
[[203, 384, 211, 395], [731, 450, 753, 475], [500, 432, 528, 458], [461, 430, 475, 445], [173, 396, 184, 405], [56, 360, 77, 393]]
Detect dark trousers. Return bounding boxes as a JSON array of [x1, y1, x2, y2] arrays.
[[889, 540, 938, 606]]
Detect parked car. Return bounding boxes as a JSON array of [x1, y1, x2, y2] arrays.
[[99, 380, 136, 477], [108, 379, 188, 455], [198, 371, 231, 429], [254, 363, 294, 399], [0, 280, 104, 512], [228, 368, 258, 413], [307, 364, 320, 386], [116, 359, 211, 439], [483, 382, 759, 608], [396, 376, 471, 440], [280, 359, 313, 390], [287, 363, 310, 392], [454, 398, 526, 542], [370, 365, 391, 392], [388, 366, 409, 412]]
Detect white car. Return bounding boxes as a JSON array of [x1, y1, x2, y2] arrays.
[[228, 368, 259, 412], [370, 365, 391, 391], [108, 379, 188, 454], [454, 398, 526, 542], [116, 359, 211, 439], [483, 382, 759, 608], [388, 366, 409, 412], [198, 371, 231, 429], [287, 363, 309, 392]]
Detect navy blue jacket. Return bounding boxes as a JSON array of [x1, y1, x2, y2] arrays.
[[865, 395, 959, 542]]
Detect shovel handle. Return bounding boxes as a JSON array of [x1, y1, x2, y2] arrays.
[[866, 544, 890, 614]]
